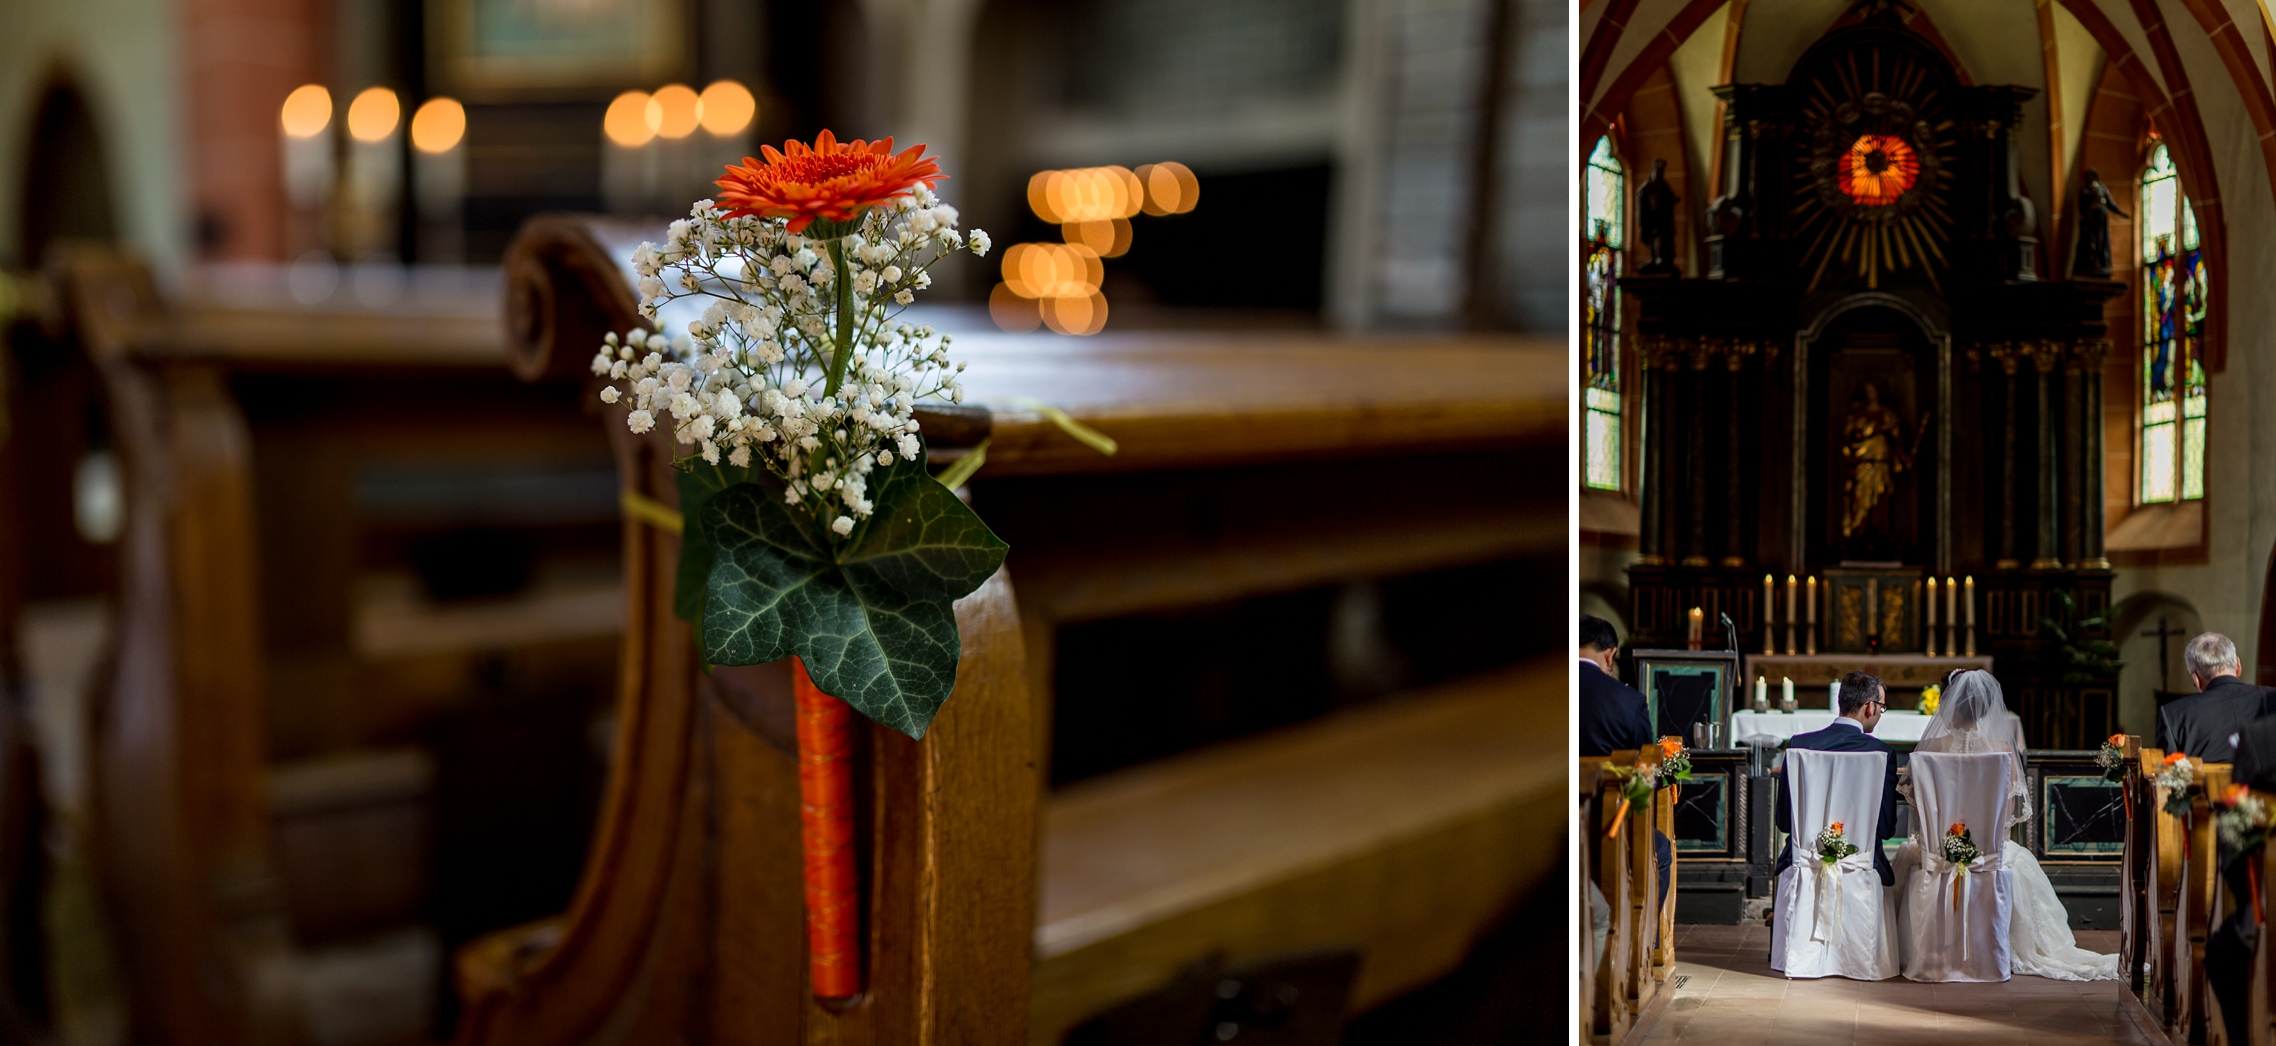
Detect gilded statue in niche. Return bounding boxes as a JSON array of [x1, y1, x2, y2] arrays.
[[1839, 381, 1921, 550]]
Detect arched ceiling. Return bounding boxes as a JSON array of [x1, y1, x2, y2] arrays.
[[1582, 0, 2276, 370]]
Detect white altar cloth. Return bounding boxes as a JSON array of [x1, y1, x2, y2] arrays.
[[1730, 710, 1931, 744]]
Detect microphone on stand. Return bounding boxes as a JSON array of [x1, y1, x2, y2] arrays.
[[1720, 612, 1740, 653]]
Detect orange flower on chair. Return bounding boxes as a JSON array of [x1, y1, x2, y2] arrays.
[[1947, 822, 1967, 837], [715, 130, 946, 233], [2165, 751, 2189, 766], [1827, 821, 1844, 835]]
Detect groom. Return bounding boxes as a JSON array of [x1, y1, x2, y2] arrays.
[[1774, 671, 1902, 887]]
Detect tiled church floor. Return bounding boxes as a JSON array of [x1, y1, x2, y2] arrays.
[[1634, 924, 2163, 1045]]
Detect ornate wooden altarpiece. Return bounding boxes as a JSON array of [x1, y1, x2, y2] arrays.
[[1621, 12, 2121, 747]]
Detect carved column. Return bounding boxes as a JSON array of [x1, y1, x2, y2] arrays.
[[2033, 341, 2064, 569], [1638, 354, 1665, 564], [2082, 340, 2110, 567], [1684, 352, 1710, 566], [2061, 353, 2085, 565], [1995, 346, 2021, 569], [1723, 349, 1746, 567]]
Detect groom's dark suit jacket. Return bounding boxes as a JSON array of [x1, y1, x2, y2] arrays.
[[1773, 720, 1901, 886]]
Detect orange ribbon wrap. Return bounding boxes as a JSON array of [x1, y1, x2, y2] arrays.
[[793, 657, 861, 999]]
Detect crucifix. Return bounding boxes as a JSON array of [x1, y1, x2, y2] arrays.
[[2141, 616, 2188, 692]]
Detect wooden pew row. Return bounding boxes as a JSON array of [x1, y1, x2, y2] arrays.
[[457, 215, 1568, 1045], [2121, 743, 2233, 1045], [1579, 744, 1669, 1046], [48, 250, 618, 1046], [1578, 758, 1602, 1046]]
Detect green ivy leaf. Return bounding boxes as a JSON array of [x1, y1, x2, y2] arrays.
[[673, 461, 756, 623], [696, 451, 1009, 739]]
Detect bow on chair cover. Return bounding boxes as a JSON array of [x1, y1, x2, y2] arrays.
[[1900, 751, 2014, 982], [1771, 749, 1899, 979]]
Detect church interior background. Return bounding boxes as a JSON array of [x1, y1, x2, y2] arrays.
[[1581, 0, 2276, 748], [0, 1, 1567, 1044]]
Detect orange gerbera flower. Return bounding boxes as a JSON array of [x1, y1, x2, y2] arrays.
[[1827, 821, 1844, 834], [1659, 737, 1684, 758], [1947, 822, 1967, 836], [715, 130, 946, 233], [2165, 751, 2189, 766], [2225, 783, 2253, 806], [2107, 733, 2128, 747]]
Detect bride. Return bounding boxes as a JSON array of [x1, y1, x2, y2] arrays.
[[1893, 670, 2120, 980]]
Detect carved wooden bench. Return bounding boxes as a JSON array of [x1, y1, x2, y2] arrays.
[[465, 215, 1567, 1044]]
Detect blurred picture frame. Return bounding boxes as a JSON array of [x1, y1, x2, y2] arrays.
[[429, 0, 689, 97]]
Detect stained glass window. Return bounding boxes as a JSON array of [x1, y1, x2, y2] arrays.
[[1837, 134, 1919, 206], [1583, 136, 1624, 491], [2139, 141, 2207, 504]]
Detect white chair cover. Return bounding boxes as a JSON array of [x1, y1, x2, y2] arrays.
[[1900, 751, 2014, 982], [1770, 749, 1898, 979]]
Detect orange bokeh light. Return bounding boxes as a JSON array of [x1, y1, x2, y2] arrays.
[[280, 84, 332, 138], [698, 80, 757, 135], [1041, 292, 1108, 336], [346, 87, 400, 143], [1001, 242, 1103, 300], [410, 97, 466, 153], [989, 283, 1042, 332], [648, 84, 700, 139], [1027, 167, 1145, 224], [1134, 162, 1199, 215], [605, 91, 655, 147]]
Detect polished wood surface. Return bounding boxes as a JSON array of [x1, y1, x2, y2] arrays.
[[1031, 660, 1561, 1045]]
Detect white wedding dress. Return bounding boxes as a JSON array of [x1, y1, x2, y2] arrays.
[[1893, 673, 2120, 981]]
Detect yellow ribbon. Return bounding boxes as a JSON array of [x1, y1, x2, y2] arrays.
[[1014, 398, 1119, 456], [621, 490, 685, 534], [1811, 856, 1846, 944], [1950, 861, 1971, 963]]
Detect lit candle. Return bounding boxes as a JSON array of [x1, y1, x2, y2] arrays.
[[1807, 576, 1817, 623], [1787, 575, 1799, 624], [1927, 577, 1939, 630], [1763, 574, 1774, 626], [1964, 577, 1975, 626], [1689, 606, 1704, 648], [1946, 577, 1958, 629], [1755, 675, 1768, 711], [1782, 676, 1794, 711]]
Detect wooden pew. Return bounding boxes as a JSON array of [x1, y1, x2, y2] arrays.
[[49, 249, 616, 1046], [1654, 736, 1679, 976], [463, 215, 1566, 1044], [2177, 761, 2231, 1044], [1579, 745, 1668, 1046], [1578, 757, 1603, 1046], [2116, 736, 2147, 999]]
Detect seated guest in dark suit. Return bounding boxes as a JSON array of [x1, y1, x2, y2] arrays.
[[1773, 671, 1900, 887], [1579, 614, 1651, 758], [2158, 632, 2271, 762], [1578, 615, 1671, 925], [2204, 648, 2276, 1039]]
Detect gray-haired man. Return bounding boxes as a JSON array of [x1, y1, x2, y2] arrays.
[[2157, 632, 2273, 761]]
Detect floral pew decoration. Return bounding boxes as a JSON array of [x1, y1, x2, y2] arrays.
[[588, 130, 1096, 1000], [1603, 738, 1691, 839], [2156, 752, 2200, 819]]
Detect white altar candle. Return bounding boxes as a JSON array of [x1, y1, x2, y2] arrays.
[[1756, 675, 1768, 711], [1688, 606, 1704, 647], [1946, 576, 1958, 628], [1964, 576, 1975, 625], [1763, 574, 1774, 626], [1782, 676, 1794, 711], [1926, 578, 1939, 631], [1807, 576, 1817, 623], [1786, 575, 1798, 624]]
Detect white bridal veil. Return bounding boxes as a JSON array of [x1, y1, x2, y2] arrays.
[[1912, 669, 2030, 827]]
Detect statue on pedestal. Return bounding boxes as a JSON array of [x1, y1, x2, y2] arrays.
[[1839, 381, 1916, 553], [1637, 159, 1680, 275], [2073, 167, 2129, 278]]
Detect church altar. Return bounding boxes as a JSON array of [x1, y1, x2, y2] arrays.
[[1729, 709, 1932, 744], [1743, 653, 1994, 694]]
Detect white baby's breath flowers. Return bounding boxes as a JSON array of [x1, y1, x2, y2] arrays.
[[592, 191, 989, 541]]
